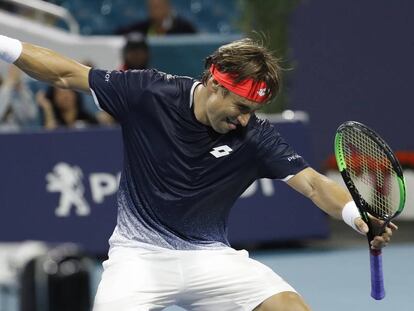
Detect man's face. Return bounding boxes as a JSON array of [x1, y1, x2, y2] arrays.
[[148, 0, 170, 22], [205, 81, 262, 134], [54, 88, 77, 110]]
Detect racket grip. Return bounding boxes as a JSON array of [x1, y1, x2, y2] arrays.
[[370, 249, 385, 300]]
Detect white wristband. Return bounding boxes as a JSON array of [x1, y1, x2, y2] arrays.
[[0, 35, 23, 63], [342, 201, 363, 233]]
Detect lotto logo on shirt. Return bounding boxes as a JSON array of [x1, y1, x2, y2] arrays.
[[210, 145, 233, 158]]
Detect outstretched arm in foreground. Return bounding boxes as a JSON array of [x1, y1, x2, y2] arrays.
[[287, 167, 396, 249]]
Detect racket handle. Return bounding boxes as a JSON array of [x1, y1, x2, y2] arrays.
[[370, 249, 385, 300]]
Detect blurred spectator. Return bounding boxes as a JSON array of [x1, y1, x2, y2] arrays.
[[36, 86, 98, 130], [0, 66, 39, 131], [121, 32, 150, 70], [116, 0, 197, 36], [0, 1, 58, 28]]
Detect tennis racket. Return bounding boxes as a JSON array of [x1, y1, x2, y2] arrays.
[[334, 121, 406, 300]]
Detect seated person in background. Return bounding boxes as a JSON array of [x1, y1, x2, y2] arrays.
[[116, 0, 197, 36], [90, 105, 115, 126], [0, 65, 39, 131], [36, 86, 98, 129], [121, 32, 150, 70]]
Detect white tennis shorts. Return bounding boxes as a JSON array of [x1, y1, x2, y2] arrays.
[[93, 245, 296, 311]]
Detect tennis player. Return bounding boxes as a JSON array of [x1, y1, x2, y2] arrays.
[[0, 35, 395, 311]]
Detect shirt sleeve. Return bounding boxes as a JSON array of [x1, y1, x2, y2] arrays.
[[88, 68, 160, 122], [256, 119, 309, 180]]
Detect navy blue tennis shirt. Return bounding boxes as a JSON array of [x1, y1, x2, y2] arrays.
[[89, 68, 308, 250]]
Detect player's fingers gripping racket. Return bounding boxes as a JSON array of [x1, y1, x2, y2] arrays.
[[334, 121, 406, 300]]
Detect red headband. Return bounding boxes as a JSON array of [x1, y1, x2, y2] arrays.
[[209, 64, 270, 103]]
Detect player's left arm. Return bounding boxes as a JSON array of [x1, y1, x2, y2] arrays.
[[286, 167, 395, 248], [287, 167, 352, 220]]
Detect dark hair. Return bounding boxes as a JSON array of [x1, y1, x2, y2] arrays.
[[45, 86, 96, 126], [201, 38, 282, 103], [123, 32, 148, 54]]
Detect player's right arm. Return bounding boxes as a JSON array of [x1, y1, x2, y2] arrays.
[[1, 36, 91, 93], [16, 42, 91, 93]]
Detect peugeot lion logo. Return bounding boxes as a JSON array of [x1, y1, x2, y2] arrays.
[[46, 162, 90, 217]]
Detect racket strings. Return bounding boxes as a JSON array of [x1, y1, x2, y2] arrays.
[[341, 129, 399, 218]]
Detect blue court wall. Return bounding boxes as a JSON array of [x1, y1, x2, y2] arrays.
[[289, 0, 414, 168], [0, 120, 327, 255]]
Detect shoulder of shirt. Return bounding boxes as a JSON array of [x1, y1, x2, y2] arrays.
[[92, 68, 196, 83], [247, 114, 282, 138], [249, 114, 271, 130], [152, 69, 196, 83], [91, 69, 197, 105], [132, 69, 197, 86]]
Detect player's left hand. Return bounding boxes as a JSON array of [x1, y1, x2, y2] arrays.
[[371, 220, 398, 250], [354, 217, 398, 250]]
